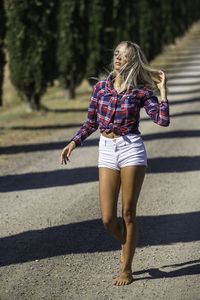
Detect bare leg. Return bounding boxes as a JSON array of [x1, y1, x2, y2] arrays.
[[120, 214, 126, 263], [99, 167, 126, 244], [113, 165, 146, 286]]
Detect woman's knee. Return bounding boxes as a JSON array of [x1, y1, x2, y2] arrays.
[[102, 216, 117, 232], [123, 209, 137, 226]]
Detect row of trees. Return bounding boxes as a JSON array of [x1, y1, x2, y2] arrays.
[[1, 0, 200, 110], [0, 0, 6, 106]]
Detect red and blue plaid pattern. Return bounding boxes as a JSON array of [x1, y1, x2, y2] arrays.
[[71, 76, 170, 146]]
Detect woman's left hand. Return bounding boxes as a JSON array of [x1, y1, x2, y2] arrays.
[[156, 70, 167, 90]]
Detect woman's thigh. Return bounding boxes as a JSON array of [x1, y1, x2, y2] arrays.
[[121, 165, 146, 219], [99, 167, 121, 222]]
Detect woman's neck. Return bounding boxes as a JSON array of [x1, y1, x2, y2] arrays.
[[113, 74, 127, 92], [114, 73, 123, 86]]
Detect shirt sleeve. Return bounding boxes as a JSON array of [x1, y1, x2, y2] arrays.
[[142, 89, 170, 126], [69, 83, 99, 146]]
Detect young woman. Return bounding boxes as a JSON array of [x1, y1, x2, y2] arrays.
[[60, 41, 170, 286]]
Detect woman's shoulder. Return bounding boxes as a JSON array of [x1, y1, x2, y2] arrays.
[[133, 85, 155, 105], [92, 79, 108, 92]]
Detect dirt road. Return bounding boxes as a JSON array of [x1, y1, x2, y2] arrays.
[[0, 24, 200, 300]]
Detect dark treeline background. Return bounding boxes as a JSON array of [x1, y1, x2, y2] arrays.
[[0, 0, 6, 106], [1, 0, 200, 110]]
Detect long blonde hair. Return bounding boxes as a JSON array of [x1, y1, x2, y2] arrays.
[[108, 41, 163, 94]]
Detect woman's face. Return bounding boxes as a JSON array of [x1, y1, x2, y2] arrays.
[[113, 43, 129, 72]]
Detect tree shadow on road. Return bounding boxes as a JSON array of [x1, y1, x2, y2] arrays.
[[169, 97, 200, 105], [0, 123, 83, 131], [47, 108, 88, 113], [132, 259, 200, 281], [0, 138, 99, 155], [0, 212, 199, 267], [168, 88, 200, 95], [0, 129, 200, 155], [168, 74, 200, 80], [1, 155, 200, 192], [141, 110, 200, 121]]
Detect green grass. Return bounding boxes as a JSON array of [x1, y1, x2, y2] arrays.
[[0, 79, 92, 149]]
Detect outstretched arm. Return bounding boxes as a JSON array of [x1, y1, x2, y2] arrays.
[[70, 82, 99, 146], [60, 82, 99, 165]]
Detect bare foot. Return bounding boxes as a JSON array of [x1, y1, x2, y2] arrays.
[[113, 271, 133, 286]]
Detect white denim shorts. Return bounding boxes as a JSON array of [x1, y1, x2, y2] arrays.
[[98, 133, 147, 171]]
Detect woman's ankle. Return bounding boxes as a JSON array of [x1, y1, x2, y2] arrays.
[[122, 265, 132, 273]]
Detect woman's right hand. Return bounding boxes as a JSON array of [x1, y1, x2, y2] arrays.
[[60, 141, 76, 165]]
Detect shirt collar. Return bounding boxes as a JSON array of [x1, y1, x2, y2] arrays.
[[105, 74, 135, 94]]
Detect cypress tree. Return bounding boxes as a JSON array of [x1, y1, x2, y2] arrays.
[[160, 0, 175, 47], [113, 0, 162, 62], [56, 0, 88, 99], [137, 0, 154, 60], [86, 0, 121, 83], [148, 0, 163, 58], [6, 0, 57, 111], [86, 0, 108, 82], [0, 0, 6, 106], [101, 0, 116, 67], [112, 0, 139, 46], [185, 0, 200, 29], [171, 1, 187, 37]]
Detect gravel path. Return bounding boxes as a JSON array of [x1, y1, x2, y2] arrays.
[[0, 25, 200, 300]]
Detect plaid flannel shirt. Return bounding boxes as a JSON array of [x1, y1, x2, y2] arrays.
[[70, 76, 170, 146]]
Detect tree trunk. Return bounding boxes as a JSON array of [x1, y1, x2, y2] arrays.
[[0, 89, 2, 106], [26, 96, 33, 113], [64, 87, 75, 100], [34, 93, 41, 110], [64, 79, 75, 100]]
